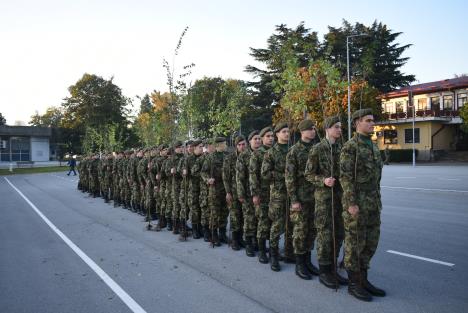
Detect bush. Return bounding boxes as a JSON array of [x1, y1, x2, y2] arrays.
[[380, 149, 418, 162]]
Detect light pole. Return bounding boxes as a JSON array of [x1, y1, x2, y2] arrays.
[[347, 33, 368, 140]]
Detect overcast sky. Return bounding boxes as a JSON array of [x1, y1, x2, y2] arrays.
[[1, 0, 467, 125]]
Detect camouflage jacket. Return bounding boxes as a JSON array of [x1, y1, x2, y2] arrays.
[[178, 153, 195, 189], [201, 151, 226, 192], [304, 138, 343, 199], [285, 140, 315, 203], [222, 151, 239, 198], [261, 143, 289, 202], [236, 149, 252, 200], [137, 156, 149, 186], [189, 154, 203, 194], [249, 145, 270, 199], [340, 133, 382, 208]]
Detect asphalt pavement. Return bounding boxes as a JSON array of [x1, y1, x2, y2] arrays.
[[1, 164, 467, 313]]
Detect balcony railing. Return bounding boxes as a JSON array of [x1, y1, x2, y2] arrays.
[[383, 109, 459, 120]]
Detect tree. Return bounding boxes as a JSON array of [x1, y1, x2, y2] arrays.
[[29, 106, 63, 127], [322, 20, 415, 92], [61, 73, 133, 153], [0, 112, 6, 125], [138, 94, 152, 114]]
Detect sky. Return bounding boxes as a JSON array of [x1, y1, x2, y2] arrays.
[[0, 0, 467, 125]]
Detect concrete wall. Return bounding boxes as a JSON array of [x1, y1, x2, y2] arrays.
[[30, 137, 50, 161]]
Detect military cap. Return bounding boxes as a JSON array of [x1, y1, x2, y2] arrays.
[[192, 139, 203, 146], [214, 136, 227, 143], [248, 130, 259, 141], [235, 135, 246, 145], [352, 108, 373, 121], [260, 126, 273, 137], [173, 140, 183, 148], [273, 121, 288, 134], [159, 144, 168, 150], [323, 115, 341, 129], [185, 140, 194, 146], [297, 119, 315, 132]]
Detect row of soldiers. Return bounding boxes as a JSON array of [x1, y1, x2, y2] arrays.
[[77, 108, 385, 302]]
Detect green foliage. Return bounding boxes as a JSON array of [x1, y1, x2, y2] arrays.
[[29, 106, 63, 127], [82, 124, 124, 154], [460, 104, 468, 132]]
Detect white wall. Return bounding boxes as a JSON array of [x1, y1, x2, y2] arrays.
[[30, 137, 50, 161]]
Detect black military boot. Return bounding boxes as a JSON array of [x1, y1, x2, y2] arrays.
[[258, 238, 269, 264], [295, 254, 312, 280], [219, 227, 228, 244], [305, 252, 319, 276], [245, 236, 255, 257], [282, 249, 295, 264], [319, 264, 338, 289], [231, 231, 241, 251], [211, 229, 221, 247], [347, 271, 372, 302], [178, 228, 188, 241], [172, 219, 180, 235], [196, 223, 203, 239], [270, 248, 281, 272], [203, 225, 211, 242], [362, 269, 386, 297], [252, 236, 259, 252], [167, 218, 173, 231], [333, 264, 348, 285]]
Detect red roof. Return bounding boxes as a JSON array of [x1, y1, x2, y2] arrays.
[[382, 77, 468, 99]]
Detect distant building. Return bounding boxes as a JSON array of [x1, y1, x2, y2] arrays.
[[0, 125, 51, 162], [374, 77, 468, 160]]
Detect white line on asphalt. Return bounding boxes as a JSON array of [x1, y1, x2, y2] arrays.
[[387, 250, 455, 267], [437, 178, 461, 181], [4, 177, 147, 313], [381, 185, 468, 193]]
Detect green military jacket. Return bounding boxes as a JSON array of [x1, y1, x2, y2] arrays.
[[236, 149, 252, 200], [222, 151, 239, 199], [249, 145, 270, 200], [304, 138, 342, 199], [340, 133, 382, 208], [285, 140, 315, 203], [261, 143, 289, 202]]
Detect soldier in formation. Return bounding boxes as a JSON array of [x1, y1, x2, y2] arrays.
[[76, 108, 385, 302]]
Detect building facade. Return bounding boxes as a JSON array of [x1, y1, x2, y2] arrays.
[[375, 77, 468, 161], [0, 126, 52, 162]]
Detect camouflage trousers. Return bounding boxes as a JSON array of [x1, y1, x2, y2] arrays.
[[171, 180, 182, 219], [157, 181, 166, 217], [179, 179, 190, 222], [229, 200, 243, 232], [269, 198, 293, 252], [131, 184, 141, 208], [112, 178, 120, 201], [208, 186, 228, 229], [145, 182, 154, 213], [188, 187, 201, 224], [343, 190, 381, 272], [164, 181, 173, 219], [199, 184, 209, 226], [290, 199, 316, 255], [256, 201, 271, 240], [315, 191, 344, 265], [242, 200, 257, 238]]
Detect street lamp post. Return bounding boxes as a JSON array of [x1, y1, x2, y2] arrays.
[[347, 33, 368, 140]]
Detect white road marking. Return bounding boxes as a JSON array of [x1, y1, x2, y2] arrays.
[[395, 176, 417, 179], [381, 185, 468, 193], [437, 178, 461, 181], [387, 250, 455, 267], [4, 177, 147, 313]]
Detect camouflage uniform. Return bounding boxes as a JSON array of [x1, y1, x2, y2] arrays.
[[223, 151, 243, 234], [201, 149, 228, 242], [171, 152, 183, 222], [261, 143, 292, 253], [285, 140, 316, 256], [340, 133, 382, 272], [250, 145, 271, 241], [89, 157, 100, 197], [305, 138, 344, 267], [198, 153, 210, 228], [129, 154, 142, 212], [137, 154, 149, 214], [189, 153, 203, 233], [236, 149, 257, 240]]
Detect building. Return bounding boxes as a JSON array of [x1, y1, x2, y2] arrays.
[[0, 125, 52, 162], [374, 77, 468, 161]]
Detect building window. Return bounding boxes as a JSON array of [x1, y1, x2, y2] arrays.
[[385, 102, 394, 114], [443, 95, 453, 110], [383, 130, 398, 144], [417, 98, 427, 111], [458, 93, 467, 108], [405, 128, 420, 144], [395, 101, 404, 113], [430, 96, 440, 110]]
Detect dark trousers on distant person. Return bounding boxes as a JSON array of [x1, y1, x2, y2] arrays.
[[67, 167, 76, 176]]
